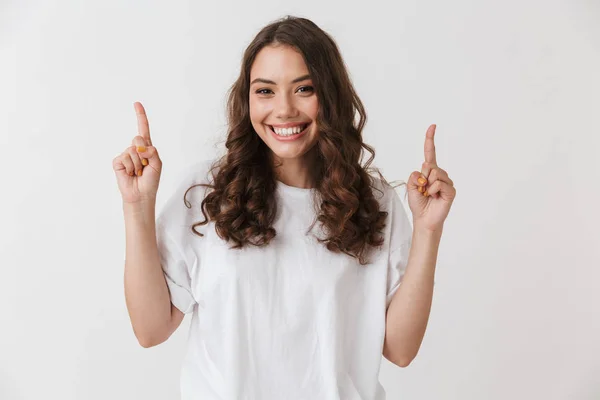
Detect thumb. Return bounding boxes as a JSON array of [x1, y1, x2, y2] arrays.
[[409, 171, 430, 196]]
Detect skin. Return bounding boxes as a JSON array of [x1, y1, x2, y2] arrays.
[[249, 44, 320, 189], [113, 103, 185, 349], [409, 124, 456, 233], [384, 125, 457, 367]]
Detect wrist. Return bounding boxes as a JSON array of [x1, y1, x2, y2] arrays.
[[123, 200, 156, 220], [413, 222, 444, 237]]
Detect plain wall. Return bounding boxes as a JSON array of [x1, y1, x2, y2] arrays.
[[1, 0, 598, 399]]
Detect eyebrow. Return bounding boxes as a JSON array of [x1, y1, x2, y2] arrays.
[[250, 74, 311, 86]]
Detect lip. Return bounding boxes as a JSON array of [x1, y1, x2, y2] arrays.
[[267, 123, 311, 142]]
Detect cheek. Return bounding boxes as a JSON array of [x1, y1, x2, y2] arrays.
[[305, 98, 319, 120], [250, 99, 272, 123], [249, 97, 258, 121]]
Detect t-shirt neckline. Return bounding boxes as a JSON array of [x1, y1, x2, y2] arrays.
[[275, 180, 315, 196]]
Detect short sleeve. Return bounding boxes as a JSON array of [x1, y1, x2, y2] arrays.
[[385, 185, 413, 308], [155, 160, 214, 314], [156, 225, 196, 314]]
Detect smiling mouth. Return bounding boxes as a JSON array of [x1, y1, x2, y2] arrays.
[[268, 123, 310, 137]]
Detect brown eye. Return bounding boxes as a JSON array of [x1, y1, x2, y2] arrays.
[[256, 88, 273, 95], [297, 86, 314, 93]]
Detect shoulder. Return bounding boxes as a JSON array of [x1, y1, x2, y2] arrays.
[[368, 174, 408, 213], [171, 158, 219, 198], [156, 158, 219, 228], [368, 173, 413, 249], [178, 158, 219, 203]]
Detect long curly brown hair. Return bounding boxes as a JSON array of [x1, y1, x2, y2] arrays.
[[186, 16, 401, 265]]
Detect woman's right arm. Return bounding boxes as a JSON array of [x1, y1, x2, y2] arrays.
[[114, 102, 184, 348], [123, 201, 184, 348]]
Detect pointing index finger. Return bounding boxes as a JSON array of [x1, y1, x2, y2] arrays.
[[424, 124, 437, 165], [134, 102, 152, 146]]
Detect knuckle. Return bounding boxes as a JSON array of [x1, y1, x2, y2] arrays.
[[132, 135, 145, 145]]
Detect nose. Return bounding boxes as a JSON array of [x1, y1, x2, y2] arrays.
[[274, 93, 299, 119]]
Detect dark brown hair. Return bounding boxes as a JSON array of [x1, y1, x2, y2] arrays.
[[186, 15, 401, 265]]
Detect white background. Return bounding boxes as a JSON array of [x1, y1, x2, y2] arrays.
[[1, 0, 599, 399]]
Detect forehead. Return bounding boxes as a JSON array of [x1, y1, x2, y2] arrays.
[[250, 45, 310, 81]]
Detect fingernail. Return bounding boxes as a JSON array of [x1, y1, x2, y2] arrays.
[[137, 146, 146, 153], [418, 185, 425, 193], [418, 177, 427, 185], [424, 190, 429, 197], [141, 158, 148, 166], [129, 171, 134, 176], [137, 169, 142, 177]]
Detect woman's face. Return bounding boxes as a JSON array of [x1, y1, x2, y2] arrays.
[[249, 45, 319, 163]]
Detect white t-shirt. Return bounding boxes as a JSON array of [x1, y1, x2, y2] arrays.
[[155, 160, 413, 400]]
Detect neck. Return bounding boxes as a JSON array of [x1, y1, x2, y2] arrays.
[[271, 150, 317, 189]]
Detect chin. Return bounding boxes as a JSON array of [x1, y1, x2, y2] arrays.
[[270, 148, 312, 161]]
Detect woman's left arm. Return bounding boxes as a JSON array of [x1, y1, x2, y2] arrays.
[[383, 124, 456, 367], [383, 226, 441, 367]]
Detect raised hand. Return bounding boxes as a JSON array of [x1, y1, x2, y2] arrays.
[[407, 124, 456, 232], [112, 102, 163, 204]]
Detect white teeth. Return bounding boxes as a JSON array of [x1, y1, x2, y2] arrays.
[[272, 124, 307, 136]]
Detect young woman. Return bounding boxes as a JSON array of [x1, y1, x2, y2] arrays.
[[113, 16, 456, 400]]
